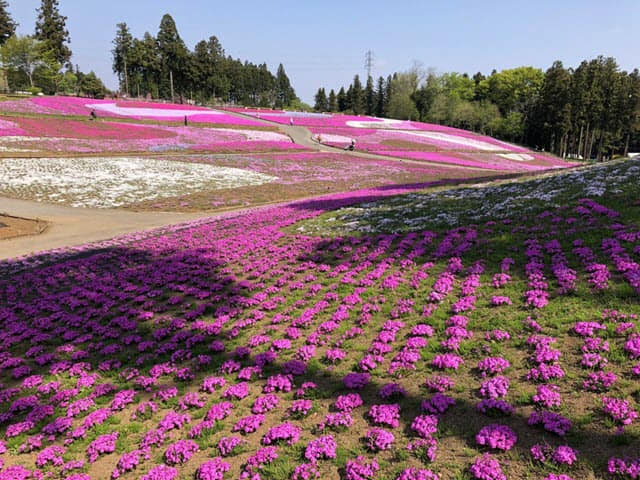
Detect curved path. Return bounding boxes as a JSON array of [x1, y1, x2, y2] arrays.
[[0, 109, 490, 260], [223, 110, 487, 171], [0, 197, 214, 260]]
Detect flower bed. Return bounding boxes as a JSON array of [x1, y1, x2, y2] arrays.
[[0, 116, 301, 155], [0, 156, 277, 208], [0, 160, 639, 479], [0, 96, 266, 126]]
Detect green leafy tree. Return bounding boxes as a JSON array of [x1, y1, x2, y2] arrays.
[[477, 66, 543, 114], [387, 70, 419, 120], [34, 0, 71, 65], [440, 72, 475, 101], [128, 32, 161, 98], [0, 0, 17, 46], [1, 35, 44, 87], [79, 70, 105, 98], [387, 93, 418, 120], [413, 71, 440, 121], [32, 46, 61, 94], [57, 68, 77, 94]]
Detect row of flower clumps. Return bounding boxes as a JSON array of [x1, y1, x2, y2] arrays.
[[0, 188, 639, 478]]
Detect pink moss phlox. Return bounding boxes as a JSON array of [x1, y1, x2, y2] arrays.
[[475, 424, 517, 451]]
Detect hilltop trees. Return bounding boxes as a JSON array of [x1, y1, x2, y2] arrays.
[[364, 75, 375, 115], [0, 35, 44, 87], [328, 89, 337, 112], [0, 0, 17, 45], [156, 14, 189, 100], [275, 63, 295, 108], [1, 1, 105, 95], [111, 14, 298, 107], [313, 87, 328, 111], [350, 74, 363, 114], [78, 70, 106, 98], [387, 70, 420, 120], [34, 0, 71, 66], [316, 56, 640, 157], [112, 22, 133, 95], [526, 57, 640, 160]]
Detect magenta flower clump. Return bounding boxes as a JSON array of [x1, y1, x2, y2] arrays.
[[475, 424, 517, 451]]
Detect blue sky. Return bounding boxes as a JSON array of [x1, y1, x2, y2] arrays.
[[8, 0, 639, 103]]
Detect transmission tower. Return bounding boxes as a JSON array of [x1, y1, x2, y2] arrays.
[[364, 50, 374, 78]]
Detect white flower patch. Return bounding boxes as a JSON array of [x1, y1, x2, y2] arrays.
[[346, 118, 406, 129], [317, 134, 353, 144], [86, 103, 225, 118], [0, 157, 276, 208], [498, 153, 534, 161], [299, 159, 640, 234], [407, 131, 505, 151], [215, 128, 290, 142]]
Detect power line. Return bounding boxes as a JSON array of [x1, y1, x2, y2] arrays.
[[364, 50, 374, 78]]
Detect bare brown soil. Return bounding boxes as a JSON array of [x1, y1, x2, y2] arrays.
[[0, 214, 47, 240]]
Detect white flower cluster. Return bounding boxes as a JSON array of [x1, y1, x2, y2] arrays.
[[0, 156, 277, 208], [300, 159, 639, 234]]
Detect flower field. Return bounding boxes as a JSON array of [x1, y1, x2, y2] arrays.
[[231, 107, 576, 172], [0, 117, 304, 156], [97, 152, 490, 211], [0, 97, 266, 126], [0, 150, 490, 210], [0, 157, 277, 208], [0, 159, 638, 480]]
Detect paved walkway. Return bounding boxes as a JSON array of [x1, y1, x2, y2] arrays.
[[225, 110, 485, 171], [0, 109, 487, 260], [0, 197, 213, 260]]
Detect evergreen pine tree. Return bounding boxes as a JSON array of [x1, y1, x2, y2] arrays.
[[34, 0, 71, 65], [337, 86, 347, 112], [384, 74, 393, 115], [328, 89, 337, 112], [275, 63, 296, 108], [112, 22, 133, 94], [156, 14, 189, 99], [314, 87, 328, 111], [345, 84, 354, 112], [0, 0, 17, 46], [351, 74, 363, 114], [375, 76, 386, 117], [364, 75, 375, 115]]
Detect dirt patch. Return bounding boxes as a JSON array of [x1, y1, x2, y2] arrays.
[[0, 214, 47, 240]]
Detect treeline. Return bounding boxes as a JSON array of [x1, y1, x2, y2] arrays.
[[0, 0, 107, 97], [315, 57, 640, 159], [112, 14, 298, 107]]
